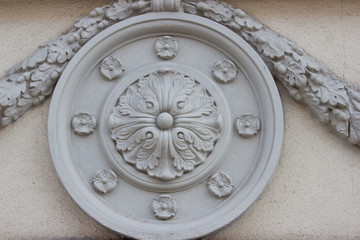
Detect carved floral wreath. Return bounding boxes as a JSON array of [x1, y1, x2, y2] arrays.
[[0, 0, 359, 148]]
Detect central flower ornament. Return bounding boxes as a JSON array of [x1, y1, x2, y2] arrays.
[[109, 70, 222, 180]]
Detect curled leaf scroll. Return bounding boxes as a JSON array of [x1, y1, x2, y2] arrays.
[[109, 69, 222, 180]]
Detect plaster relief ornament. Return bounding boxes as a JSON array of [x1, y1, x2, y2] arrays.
[[236, 114, 261, 138], [109, 69, 222, 180], [99, 56, 124, 80], [71, 113, 97, 136], [212, 59, 238, 83], [1, 0, 360, 148], [155, 36, 179, 60], [47, 4, 284, 239], [208, 172, 234, 198], [152, 194, 177, 220], [92, 169, 118, 194]]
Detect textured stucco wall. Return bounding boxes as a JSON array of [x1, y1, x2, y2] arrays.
[[0, 0, 359, 239]]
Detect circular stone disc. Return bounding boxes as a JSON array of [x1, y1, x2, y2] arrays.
[[48, 13, 283, 239]]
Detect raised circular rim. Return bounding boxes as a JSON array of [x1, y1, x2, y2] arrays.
[[99, 63, 233, 192], [48, 13, 283, 239]]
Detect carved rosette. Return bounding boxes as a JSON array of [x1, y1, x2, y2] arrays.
[[72, 113, 97, 136], [109, 69, 222, 181], [236, 114, 260, 138], [212, 59, 238, 83], [92, 169, 118, 194], [152, 194, 177, 220], [155, 36, 179, 60], [208, 172, 234, 198], [100, 56, 124, 80]]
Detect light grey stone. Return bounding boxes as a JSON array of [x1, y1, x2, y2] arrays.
[[212, 59, 238, 83], [236, 114, 261, 138], [72, 113, 97, 136], [152, 194, 177, 220], [155, 36, 179, 60], [48, 11, 283, 239], [0, 0, 359, 148], [108, 69, 221, 181], [92, 169, 119, 194], [99, 56, 125, 80], [208, 172, 234, 198]]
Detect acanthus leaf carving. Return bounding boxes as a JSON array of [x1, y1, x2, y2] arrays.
[[0, 0, 359, 148], [109, 69, 222, 180]]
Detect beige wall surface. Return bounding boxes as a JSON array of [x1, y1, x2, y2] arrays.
[[0, 0, 360, 239]]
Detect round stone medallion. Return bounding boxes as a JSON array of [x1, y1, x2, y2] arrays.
[[48, 13, 283, 239]]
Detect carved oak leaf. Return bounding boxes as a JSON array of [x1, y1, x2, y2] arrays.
[[253, 31, 290, 61], [13, 47, 48, 72], [234, 16, 263, 31], [349, 113, 360, 145], [330, 108, 350, 137], [346, 85, 360, 144], [348, 88, 360, 113], [0, 80, 26, 107], [73, 7, 110, 45], [109, 70, 222, 180], [75, 8, 105, 29], [183, 3, 198, 15], [308, 74, 348, 108], [195, 1, 233, 23], [29, 64, 65, 97], [302, 91, 330, 123], [106, 1, 133, 20], [284, 62, 307, 88]]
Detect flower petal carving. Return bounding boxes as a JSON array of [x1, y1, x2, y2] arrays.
[[109, 70, 222, 181], [100, 56, 124, 81], [152, 194, 177, 220], [155, 36, 179, 60], [72, 113, 97, 136], [212, 59, 238, 83], [92, 169, 118, 194], [208, 172, 234, 198], [236, 114, 260, 138]]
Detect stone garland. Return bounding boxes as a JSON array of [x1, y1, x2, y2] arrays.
[[0, 0, 359, 147]]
